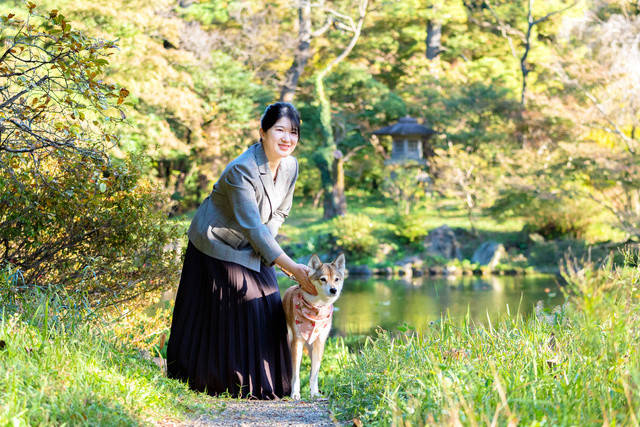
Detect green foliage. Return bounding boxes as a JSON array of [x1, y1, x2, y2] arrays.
[[0, 3, 179, 304], [491, 186, 599, 240], [381, 162, 430, 215], [328, 213, 377, 261], [0, 276, 223, 425], [1, 152, 180, 303], [391, 212, 429, 245], [178, 0, 231, 25]]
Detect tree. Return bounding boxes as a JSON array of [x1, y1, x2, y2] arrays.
[[312, 0, 368, 219], [432, 143, 497, 235], [280, 0, 371, 103], [0, 4, 178, 304], [550, 4, 640, 239]]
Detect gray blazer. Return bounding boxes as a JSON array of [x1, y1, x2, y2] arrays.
[[187, 142, 298, 272]]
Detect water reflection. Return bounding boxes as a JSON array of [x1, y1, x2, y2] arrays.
[[278, 275, 563, 336]]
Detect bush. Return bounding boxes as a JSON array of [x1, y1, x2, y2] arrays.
[[490, 189, 599, 240], [0, 4, 179, 305], [391, 212, 429, 245], [328, 214, 378, 262], [1, 154, 180, 304]]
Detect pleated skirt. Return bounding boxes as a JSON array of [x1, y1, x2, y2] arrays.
[[166, 241, 292, 399]]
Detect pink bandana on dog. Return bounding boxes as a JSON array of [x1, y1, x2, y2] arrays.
[[292, 287, 333, 344]]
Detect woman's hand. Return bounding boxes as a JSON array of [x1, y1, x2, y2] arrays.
[[275, 253, 317, 296], [291, 263, 317, 296]]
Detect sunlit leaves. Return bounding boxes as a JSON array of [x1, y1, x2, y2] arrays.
[[0, 3, 177, 304]]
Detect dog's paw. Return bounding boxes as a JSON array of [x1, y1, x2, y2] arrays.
[[291, 392, 301, 400], [310, 391, 325, 400]]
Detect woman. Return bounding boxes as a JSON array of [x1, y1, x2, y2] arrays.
[[166, 102, 316, 399]]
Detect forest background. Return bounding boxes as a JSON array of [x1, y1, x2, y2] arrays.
[[3, 0, 639, 300]]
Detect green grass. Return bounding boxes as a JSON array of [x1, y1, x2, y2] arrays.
[[0, 287, 222, 425], [320, 255, 640, 425], [280, 193, 603, 272], [2, 249, 639, 425]]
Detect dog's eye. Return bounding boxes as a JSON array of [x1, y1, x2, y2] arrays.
[[335, 277, 340, 282], [320, 277, 327, 282]]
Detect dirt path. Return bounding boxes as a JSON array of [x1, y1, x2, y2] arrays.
[[159, 398, 337, 426]]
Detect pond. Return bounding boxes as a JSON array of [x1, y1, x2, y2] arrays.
[[278, 274, 564, 336]]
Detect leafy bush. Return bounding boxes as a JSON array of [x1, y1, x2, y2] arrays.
[[0, 4, 179, 305], [328, 214, 378, 261], [381, 162, 430, 215], [490, 189, 599, 240], [391, 212, 429, 245]]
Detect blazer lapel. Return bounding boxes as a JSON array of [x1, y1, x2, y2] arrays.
[[254, 143, 276, 214]]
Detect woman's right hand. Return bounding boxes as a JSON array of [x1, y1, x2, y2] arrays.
[[291, 263, 317, 296], [275, 253, 317, 296]]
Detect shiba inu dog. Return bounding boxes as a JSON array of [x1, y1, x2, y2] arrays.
[[282, 253, 346, 400]]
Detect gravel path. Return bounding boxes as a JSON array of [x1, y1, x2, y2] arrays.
[[159, 398, 337, 426]]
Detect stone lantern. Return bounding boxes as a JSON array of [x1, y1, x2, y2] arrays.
[[372, 116, 436, 165]]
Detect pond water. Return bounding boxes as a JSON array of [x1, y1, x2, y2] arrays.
[[278, 274, 564, 336]]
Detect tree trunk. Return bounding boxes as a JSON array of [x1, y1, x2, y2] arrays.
[[331, 154, 347, 217], [313, 0, 368, 219], [426, 21, 442, 60], [280, 1, 312, 102], [322, 160, 346, 218]]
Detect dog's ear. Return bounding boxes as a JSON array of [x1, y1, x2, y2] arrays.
[[332, 253, 346, 274], [308, 254, 323, 271]]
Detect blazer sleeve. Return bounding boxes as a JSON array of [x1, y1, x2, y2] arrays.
[[223, 164, 284, 265], [267, 158, 298, 237]]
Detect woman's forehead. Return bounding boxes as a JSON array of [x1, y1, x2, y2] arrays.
[[272, 117, 295, 128]]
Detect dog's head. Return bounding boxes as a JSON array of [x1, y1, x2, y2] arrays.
[[307, 253, 345, 301]]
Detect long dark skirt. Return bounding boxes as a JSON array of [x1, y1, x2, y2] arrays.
[[166, 241, 292, 399]]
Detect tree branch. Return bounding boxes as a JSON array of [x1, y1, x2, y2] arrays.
[[0, 76, 49, 110]]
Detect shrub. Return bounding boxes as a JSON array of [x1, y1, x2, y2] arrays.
[[380, 162, 430, 215], [0, 4, 179, 305], [328, 214, 377, 261], [490, 189, 598, 240], [391, 212, 429, 245]]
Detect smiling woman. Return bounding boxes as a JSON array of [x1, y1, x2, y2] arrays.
[[166, 102, 317, 400]]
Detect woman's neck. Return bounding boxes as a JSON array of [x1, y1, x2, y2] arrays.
[[265, 154, 281, 177]]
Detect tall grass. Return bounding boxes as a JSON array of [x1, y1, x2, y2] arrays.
[[323, 251, 640, 425], [0, 266, 220, 425]]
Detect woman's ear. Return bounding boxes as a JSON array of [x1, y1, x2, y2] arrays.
[[258, 128, 264, 142]]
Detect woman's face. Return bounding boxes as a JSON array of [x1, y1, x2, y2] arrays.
[[260, 117, 299, 162]]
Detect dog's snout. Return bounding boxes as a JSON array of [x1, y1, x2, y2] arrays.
[[329, 287, 337, 295]]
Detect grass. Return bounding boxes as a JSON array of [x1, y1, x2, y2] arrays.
[[2, 221, 635, 424], [0, 270, 327, 425], [319, 252, 640, 425], [0, 280, 222, 425]]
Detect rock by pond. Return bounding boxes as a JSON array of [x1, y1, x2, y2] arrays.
[[472, 241, 506, 268], [423, 225, 462, 260]]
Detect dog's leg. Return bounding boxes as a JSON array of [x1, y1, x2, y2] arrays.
[[309, 338, 326, 398], [290, 338, 304, 400]]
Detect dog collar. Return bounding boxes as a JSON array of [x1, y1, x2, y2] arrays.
[[293, 287, 333, 344]]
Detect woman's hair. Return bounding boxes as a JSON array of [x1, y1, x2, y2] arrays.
[[260, 102, 301, 136]]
